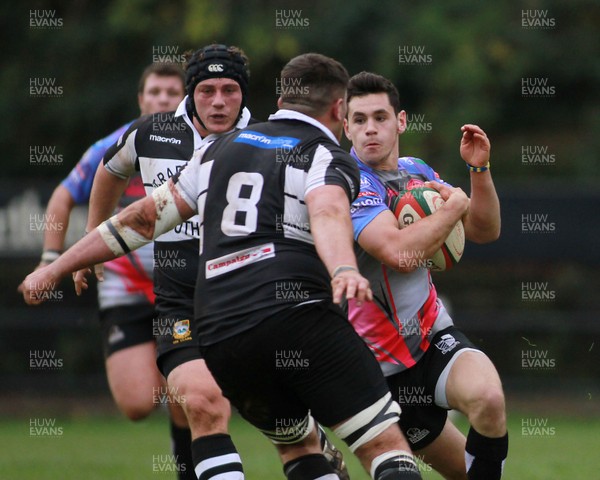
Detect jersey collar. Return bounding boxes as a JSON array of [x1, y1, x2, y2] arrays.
[[350, 147, 376, 173], [268, 109, 339, 145]]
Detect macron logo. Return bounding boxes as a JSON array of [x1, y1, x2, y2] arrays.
[[208, 64, 224, 72], [149, 134, 182, 145]]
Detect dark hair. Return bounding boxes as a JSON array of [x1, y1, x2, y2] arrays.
[[279, 53, 349, 115], [347, 71, 401, 114], [138, 63, 185, 94]]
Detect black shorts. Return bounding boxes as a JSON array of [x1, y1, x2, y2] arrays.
[[99, 303, 156, 357], [154, 301, 202, 379], [386, 326, 480, 450], [201, 300, 390, 433]]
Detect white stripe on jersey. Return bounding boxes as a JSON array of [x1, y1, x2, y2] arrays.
[[305, 144, 335, 196], [283, 165, 312, 244], [104, 128, 138, 180]]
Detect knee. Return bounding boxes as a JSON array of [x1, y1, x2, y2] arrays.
[[468, 386, 506, 434], [180, 385, 231, 427], [116, 396, 156, 421]]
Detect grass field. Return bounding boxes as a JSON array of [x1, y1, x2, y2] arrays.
[[1, 409, 598, 479]]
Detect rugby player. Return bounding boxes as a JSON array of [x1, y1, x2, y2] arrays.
[[21, 53, 424, 480], [29, 63, 193, 476], [344, 71, 507, 479], [73, 44, 251, 480]]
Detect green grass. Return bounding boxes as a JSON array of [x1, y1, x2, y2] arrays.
[[1, 411, 599, 479]]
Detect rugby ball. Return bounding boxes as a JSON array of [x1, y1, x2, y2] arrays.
[[391, 186, 465, 271]]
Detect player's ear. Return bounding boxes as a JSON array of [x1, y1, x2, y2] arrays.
[[343, 118, 352, 141], [397, 110, 407, 135], [331, 97, 345, 123], [277, 97, 283, 109]]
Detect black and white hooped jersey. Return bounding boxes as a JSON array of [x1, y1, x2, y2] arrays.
[[102, 96, 251, 307], [174, 109, 360, 345]]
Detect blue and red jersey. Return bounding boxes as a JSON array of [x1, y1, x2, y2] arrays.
[[348, 149, 454, 376]]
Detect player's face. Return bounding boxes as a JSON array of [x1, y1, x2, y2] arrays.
[[193, 78, 243, 135], [345, 93, 405, 169], [138, 74, 185, 115]]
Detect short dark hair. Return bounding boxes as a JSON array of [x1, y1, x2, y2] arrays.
[[279, 53, 349, 115], [347, 71, 401, 114], [138, 63, 185, 94]]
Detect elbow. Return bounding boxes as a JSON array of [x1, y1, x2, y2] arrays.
[[118, 205, 155, 240], [469, 226, 501, 244], [489, 225, 501, 242], [483, 221, 501, 243], [465, 216, 501, 244]]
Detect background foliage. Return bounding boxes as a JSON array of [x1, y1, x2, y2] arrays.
[[1, 2, 599, 475], [2, 0, 599, 183]]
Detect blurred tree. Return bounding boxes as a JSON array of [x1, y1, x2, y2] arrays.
[[1, 0, 598, 183]]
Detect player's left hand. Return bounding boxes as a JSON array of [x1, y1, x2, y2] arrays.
[[73, 267, 93, 296], [460, 124, 490, 168], [19, 265, 60, 305], [331, 270, 373, 306]]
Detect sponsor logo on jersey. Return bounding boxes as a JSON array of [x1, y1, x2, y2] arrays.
[[206, 243, 276, 278], [406, 427, 430, 445], [359, 176, 371, 187], [234, 131, 300, 150], [207, 63, 224, 72], [357, 191, 378, 200], [173, 319, 191, 342], [149, 134, 182, 145], [434, 333, 460, 354], [356, 197, 384, 207]]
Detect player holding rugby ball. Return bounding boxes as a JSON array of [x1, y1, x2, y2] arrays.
[[344, 71, 507, 480]]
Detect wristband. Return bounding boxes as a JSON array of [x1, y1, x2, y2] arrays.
[[332, 265, 358, 278], [41, 250, 61, 263], [466, 162, 490, 173]]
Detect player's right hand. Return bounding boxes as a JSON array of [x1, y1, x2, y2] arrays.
[[331, 270, 373, 306], [426, 182, 470, 215], [19, 266, 59, 306], [444, 187, 470, 214]]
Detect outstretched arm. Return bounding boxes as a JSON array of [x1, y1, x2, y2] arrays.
[[20, 180, 195, 305], [460, 124, 500, 243]]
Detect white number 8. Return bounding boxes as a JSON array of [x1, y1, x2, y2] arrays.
[[221, 172, 264, 236]]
